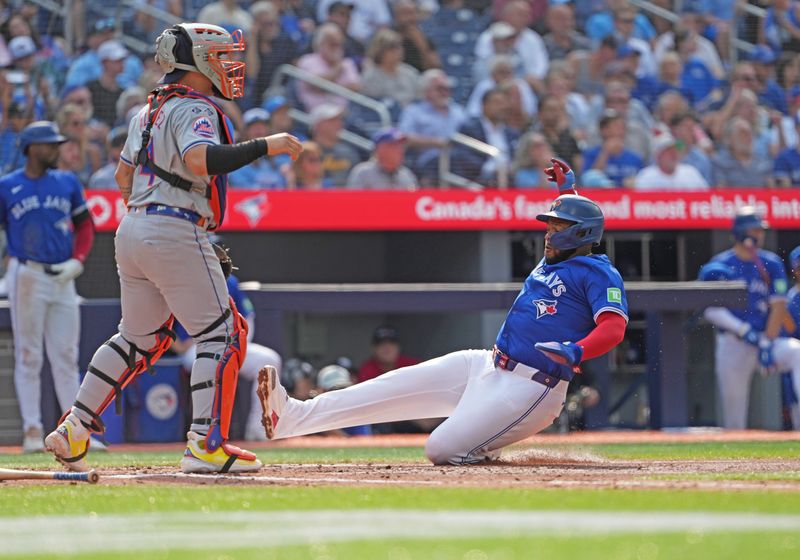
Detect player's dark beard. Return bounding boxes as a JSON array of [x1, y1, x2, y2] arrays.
[[545, 248, 576, 265]]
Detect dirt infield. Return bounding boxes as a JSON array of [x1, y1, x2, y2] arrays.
[[3, 431, 799, 491]]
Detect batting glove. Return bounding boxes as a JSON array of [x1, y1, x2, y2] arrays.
[[738, 326, 762, 347], [544, 158, 576, 193], [49, 258, 84, 284], [535, 341, 584, 367], [757, 340, 777, 375]]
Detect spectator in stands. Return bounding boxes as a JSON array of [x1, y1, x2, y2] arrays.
[[228, 108, 287, 189], [762, 0, 800, 54], [569, 35, 620, 99], [89, 126, 127, 189], [609, 5, 657, 78], [452, 87, 519, 185], [711, 87, 775, 159], [398, 69, 467, 185], [712, 117, 774, 188], [634, 51, 693, 110], [474, 1, 549, 93], [774, 113, 800, 186], [297, 23, 361, 111], [466, 55, 537, 126], [115, 87, 147, 127], [198, 0, 253, 35], [542, 2, 591, 62], [597, 81, 652, 161], [585, 0, 656, 44], [316, 0, 392, 45], [60, 84, 95, 122], [246, 1, 299, 109], [0, 99, 30, 172], [669, 111, 714, 185], [55, 104, 102, 186], [285, 140, 325, 190], [65, 18, 142, 90], [357, 325, 419, 383], [634, 132, 709, 191], [7, 36, 51, 116], [511, 131, 554, 188], [653, 90, 690, 131], [545, 64, 593, 141], [750, 45, 789, 115], [707, 61, 759, 115], [324, 1, 365, 60], [309, 104, 361, 187], [264, 94, 307, 140], [582, 110, 643, 188], [361, 29, 420, 108], [393, 0, 441, 72], [281, 358, 318, 401], [86, 41, 127, 127], [347, 127, 418, 190], [532, 94, 582, 173], [653, 11, 725, 77], [133, 0, 182, 44]]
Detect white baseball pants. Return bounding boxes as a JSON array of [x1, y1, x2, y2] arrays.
[[272, 349, 568, 465], [7, 258, 81, 432]]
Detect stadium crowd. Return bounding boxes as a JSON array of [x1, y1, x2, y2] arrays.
[[0, 0, 798, 190]]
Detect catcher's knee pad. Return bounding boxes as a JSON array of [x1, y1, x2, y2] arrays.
[[190, 298, 249, 452], [73, 316, 176, 432]]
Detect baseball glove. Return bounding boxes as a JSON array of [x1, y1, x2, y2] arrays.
[[212, 243, 235, 278]]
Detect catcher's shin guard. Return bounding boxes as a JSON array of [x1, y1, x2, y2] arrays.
[[196, 297, 248, 452], [72, 316, 176, 432]]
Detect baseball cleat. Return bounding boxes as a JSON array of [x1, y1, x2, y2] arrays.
[[22, 427, 44, 453], [256, 365, 287, 439], [44, 413, 90, 472], [180, 431, 263, 473]]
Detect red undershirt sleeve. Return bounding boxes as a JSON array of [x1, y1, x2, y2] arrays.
[[577, 311, 627, 361], [72, 213, 95, 264]]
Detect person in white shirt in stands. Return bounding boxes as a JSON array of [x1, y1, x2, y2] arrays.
[[634, 132, 709, 191]]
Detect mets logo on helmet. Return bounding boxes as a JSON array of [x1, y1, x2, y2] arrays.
[[192, 116, 215, 138], [533, 299, 558, 318]]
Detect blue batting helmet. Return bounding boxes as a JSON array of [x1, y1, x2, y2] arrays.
[[731, 206, 767, 242], [536, 194, 605, 250], [19, 121, 67, 155], [698, 261, 735, 282], [789, 245, 800, 272]]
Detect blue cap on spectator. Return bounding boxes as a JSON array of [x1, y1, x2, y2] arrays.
[[372, 128, 406, 145], [243, 107, 270, 126], [263, 95, 289, 114], [91, 18, 115, 35], [750, 45, 776, 64], [9, 36, 37, 61], [617, 44, 638, 59]]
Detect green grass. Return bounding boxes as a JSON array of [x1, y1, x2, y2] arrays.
[[1, 440, 798, 559]]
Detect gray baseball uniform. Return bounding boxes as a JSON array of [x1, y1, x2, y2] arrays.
[[69, 94, 235, 437]]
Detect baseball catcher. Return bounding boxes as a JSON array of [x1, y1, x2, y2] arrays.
[[46, 23, 301, 473]]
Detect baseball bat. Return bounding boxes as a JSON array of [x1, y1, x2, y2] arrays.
[[0, 468, 99, 484]]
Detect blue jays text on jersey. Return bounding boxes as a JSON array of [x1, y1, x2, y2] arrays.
[[0, 169, 86, 264], [709, 249, 788, 331], [495, 254, 628, 372]]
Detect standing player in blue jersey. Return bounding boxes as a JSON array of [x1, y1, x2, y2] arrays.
[[255, 160, 629, 464], [0, 121, 95, 452], [698, 208, 791, 429]]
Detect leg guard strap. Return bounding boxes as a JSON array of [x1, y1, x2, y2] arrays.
[[87, 365, 125, 415], [190, 380, 215, 392], [193, 417, 215, 426], [73, 400, 106, 433], [190, 308, 231, 339]]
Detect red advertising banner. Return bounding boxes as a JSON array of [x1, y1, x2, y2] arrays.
[[86, 189, 800, 232]]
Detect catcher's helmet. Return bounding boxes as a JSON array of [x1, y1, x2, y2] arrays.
[[536, 194, 605, 250], [154, 23, 245, 100], [698, 261, 735, 282], [789, 245, 800, 272], [19, 121, 67, 155], [731, 206, 767, 242]]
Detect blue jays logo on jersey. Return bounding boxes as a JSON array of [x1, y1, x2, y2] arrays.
[[533, 299, 558, 318], [192, 116, 215, 138]]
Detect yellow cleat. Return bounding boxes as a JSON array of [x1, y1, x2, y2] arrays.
[[44, 414, 90, 472], [180, 431, 263, 474]]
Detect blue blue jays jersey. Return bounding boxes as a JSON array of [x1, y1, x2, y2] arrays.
[[787, 286, 800, 338], [495, 254, 628, 371], [0, 169, 86, 264], [707, 249, 788, 331], [175, 275, 254, 341]]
